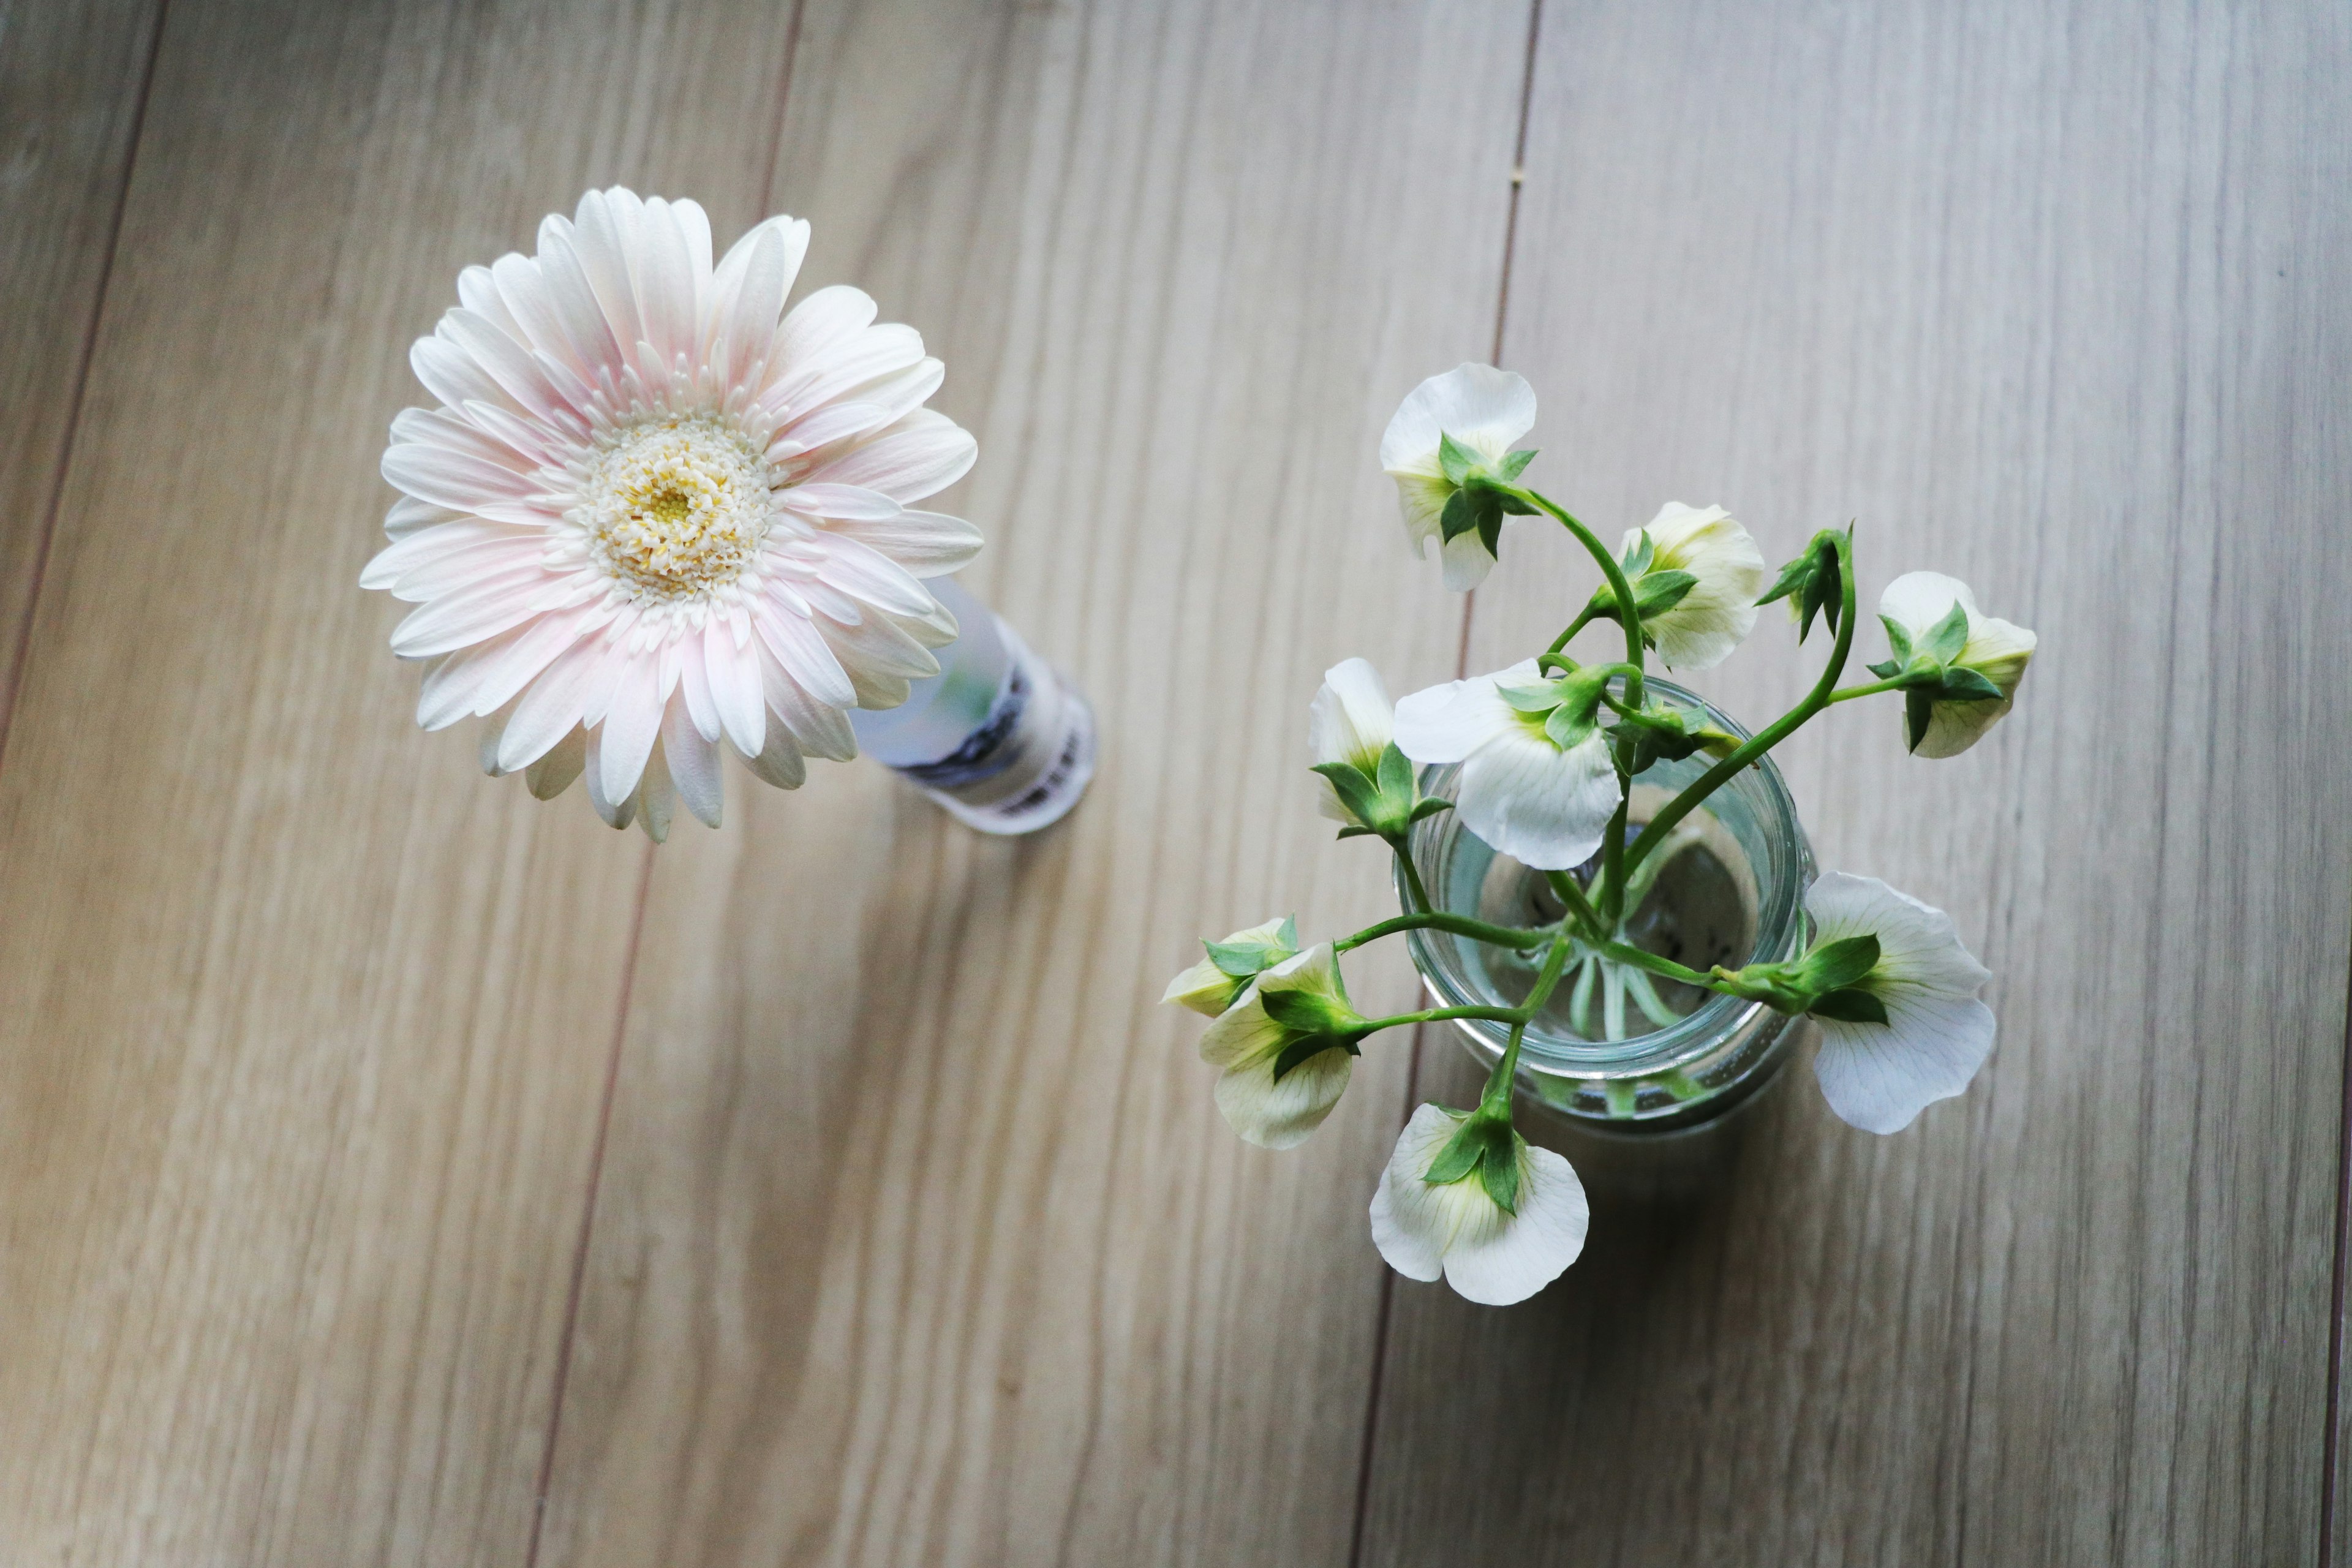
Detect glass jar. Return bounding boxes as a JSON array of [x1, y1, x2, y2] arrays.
[[849, 576, 1095, 834], [1398, 677, 1814, 1144]]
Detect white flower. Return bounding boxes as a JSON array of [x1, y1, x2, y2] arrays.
[[1877, 571, 2037, 758], [1618, 502, 1767, 671], [361, 187, 986, 840], [1379, 364, 1537, 592], [1392, 658, 1620, 871], [1197, 944, 1360, 1148], [1369, 1103, 1589, 1305], [1309, 657, 1395, 826], [1804, 872, 1996, 1134], [1161, 916, 1297, 1017]]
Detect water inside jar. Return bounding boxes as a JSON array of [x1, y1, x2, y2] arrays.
[[1463, 786, 1758, 1042]]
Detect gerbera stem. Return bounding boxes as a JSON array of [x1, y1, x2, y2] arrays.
[[1621, 530, 1858, 881], [1335, 911, 1555, 955]]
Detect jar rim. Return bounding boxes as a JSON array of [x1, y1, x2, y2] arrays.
[[1395, 674, 1813, 1080]]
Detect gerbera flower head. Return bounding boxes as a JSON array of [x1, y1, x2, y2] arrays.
[[362, 187, 986, 839]]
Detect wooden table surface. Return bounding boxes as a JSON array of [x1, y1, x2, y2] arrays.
[[5, 1, 2348, 1563]]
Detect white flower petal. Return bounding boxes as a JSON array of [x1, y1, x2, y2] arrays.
[[804, 411, 977, 503], [1368, 1104, 1462, 1282], [752, 636, 858, 760], [1456, 728, 1619, 871], [524, 725, 587, 799], [819, 509, 984, 578], [739, 714, 809, 790], [1437, 1142, 1588, 1305], [597, 655, 665, 805], [1439, 529, 1498, 592], [662, 695, 724, 827], [1879, 570, 1977, 635], [1213, 1043, 1352, 1151], [1806, 872, 1992, 997], [500, 636, 620, 773], [1625, 502, 1766, 672], [1391, 660, 1537, 764], [752, 601, 858, 709], [1310, 657, 1395, 773], [701, 617, 766, 759], [1379, 364, 1536, 472], [1813, 992, 1997, 1134]]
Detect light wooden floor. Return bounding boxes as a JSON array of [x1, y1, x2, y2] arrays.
[[3, 1, 2347, 1563]]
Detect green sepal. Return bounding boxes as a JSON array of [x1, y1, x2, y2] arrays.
[[1760, 527, 1851, 644], [1406, 796, 1455, 823], [1498, 447, 1539, 482], [1437, 431, 1480, 486], [1476, 503, 1506, 557], [1268, 1030, 1363, 1084], [1376, 741, 1414, 802], [1259, 986, 1362, 1034], [1918, 600, 1971, 665], [1311, 760, 1383, 825], [1498, 680, 1568, 714], [1438, 486, 1480, 543], [1544, 698, 1597, 750], [1421, 1110, 1523, 1215], [1904, 690, 1936, 752], [1630, 568, 1697, 619], [1620, 530, 1657, 576], [1936, 666, 2004, 702], [1866, 658, 1905, 680], [1798, 933, 1880, 993], [1757, 551, 1813, 608], [1204, 914, 1300, 979], [1808, 986, 1891, 1026], [1335, 824, 1378, 840], [1879, 613, 1914, 665]]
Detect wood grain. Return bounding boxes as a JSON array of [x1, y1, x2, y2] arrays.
[[0, 1, 797, 1562], [528, 2, 1532, 1564], [0, 0, 162, 741], [1364, 1, 2352, 1564]]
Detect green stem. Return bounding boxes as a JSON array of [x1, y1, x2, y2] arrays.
[[1391, 840, 1434, 915], [1547, 604, 1597, 657], [1479, 932, 1577, 1111], [1591, 938, 1741, 995], [1621, 530, 1858, 879], [1358, 1005, 1535, 1031], [1828, 676, 1904, 703], [1335, 911, 1555, 956], [1496, 484, 1648, 706], [1544, 869, 1609, 944]]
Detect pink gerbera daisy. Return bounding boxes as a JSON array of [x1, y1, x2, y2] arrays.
[[361, 187, 984, 839]]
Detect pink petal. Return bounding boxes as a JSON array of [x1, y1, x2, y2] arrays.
[[662, 695, 724, 827], [815, 535, 940, 617], [701, 616, 766, 758], [597, 653, 663, 805], [752, 636, 856, 760], [498, 633, 619, 772], [820, 508, 984, 578], [389, 570, 550, 657], [802, 411, 976, 503], [752, 602, 856, 709]]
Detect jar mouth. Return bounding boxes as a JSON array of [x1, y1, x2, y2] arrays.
[[1396, 676, 1814, 1083]]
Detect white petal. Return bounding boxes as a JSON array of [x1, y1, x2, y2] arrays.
[[1439, 527, 1498, 592], [1378, 364, 1536, 470], [1368, 1104, 1463, 1283], [1309, 658, 1395, 771], [1804, 872, 1991, 997], [752, 636, 858, 760], [739, 710, 809, 790], [1629, 503, 1767, 672], [1213, 1043, 1352, 1151], [820, 510, 984, 578], [381, 441, 538, 510], [701, 617, 766, 758], [1813, 992, 1997, 1134], [814, 535, 940, 618], [388, 572, 548, 658], [532, 218, 629, 379], [384, 496, 466, 538], [803, 410, 976, 502], [500, 635, 619, 772], [662, 695, 724, 827], [1390, 661, 1534, 764], [525, 725, 587, 799], [1879, 570, 1978, 638], [361, 519, 538, 591], [597, 655, 665, 805], [635, 739, 676, 843], [764, 284, 878, 396], [772, 325, 927, 425], [1438, 1141, 1587, 1306], [570, 189, 649, 363], [1455, 728, 1619, 872], [752, 601, 858, 709], [581, 723, 636, 829]]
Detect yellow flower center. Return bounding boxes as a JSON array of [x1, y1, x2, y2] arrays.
[[581, 415, 772, 600]]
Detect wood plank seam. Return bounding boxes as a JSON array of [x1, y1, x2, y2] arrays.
[[0, 0, 168, 772], [2324, 929, 2352, 1566], [527, 842, 658, 1568], [1348, 4, 1545, 1562]]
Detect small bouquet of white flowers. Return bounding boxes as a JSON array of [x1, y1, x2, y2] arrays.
[[1166, 364, 2036, 1306]]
